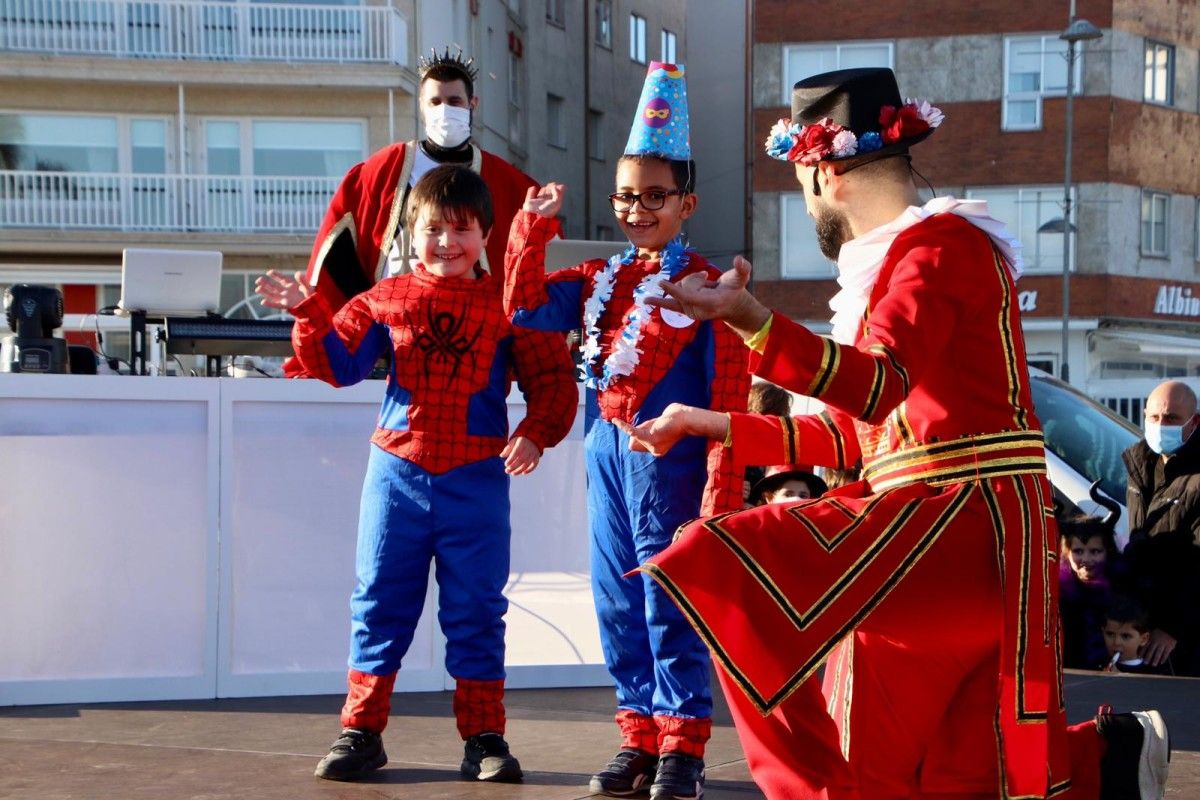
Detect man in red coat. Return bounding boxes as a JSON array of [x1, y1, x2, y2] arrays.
[[618, 68, 1169, 800], [256, 49, 539, 341]]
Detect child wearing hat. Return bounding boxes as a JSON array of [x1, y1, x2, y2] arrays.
[[502, 62, 749, 800], [748, 465, 828, 506]]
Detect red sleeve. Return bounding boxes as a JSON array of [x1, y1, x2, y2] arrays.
[[751, 224, 970, 425], [727, 407, 861, 471], [700, 320, 752, 515], [304, 160, 374, 313], [508, 327, 579, 451], [483, 155, 540, 274], [502, 209, 600, 326], [290, 289, 388, 388]]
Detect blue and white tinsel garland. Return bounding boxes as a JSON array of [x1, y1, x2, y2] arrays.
[[578, 235, 690, 390]]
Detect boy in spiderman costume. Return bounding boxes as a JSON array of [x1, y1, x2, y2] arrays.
[[275, 165, 577, 783], [502, 62, 749, 800]]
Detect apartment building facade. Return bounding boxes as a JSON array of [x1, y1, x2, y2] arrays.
[[0, 0, 687, 361], [749, 0, 1200, 416]]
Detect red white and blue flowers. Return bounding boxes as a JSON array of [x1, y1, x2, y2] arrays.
[[765, 98, 944, 165], [579, 235, 690, 390]]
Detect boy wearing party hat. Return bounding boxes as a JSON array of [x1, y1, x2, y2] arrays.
[[502, 63, 749, 799]]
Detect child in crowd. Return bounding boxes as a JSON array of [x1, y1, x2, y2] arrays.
[[502, 62, 749, 800], [276, 165, 577, 783], [743, 381, 793, 503], [1101, 596, 1173, 675], [1057, 506, 1128, 670], [748, 466, 828, 506]]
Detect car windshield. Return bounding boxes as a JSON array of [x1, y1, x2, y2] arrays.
[[1029, 371, 1140, 503]]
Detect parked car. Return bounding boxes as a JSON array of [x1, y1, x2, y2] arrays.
[[1030, 367, 1141, 549]]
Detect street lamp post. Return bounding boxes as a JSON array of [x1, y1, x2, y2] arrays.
[[1058, 17, 1103, 384]]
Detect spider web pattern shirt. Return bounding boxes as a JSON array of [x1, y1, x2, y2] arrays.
[[292, 264, 577, 474]]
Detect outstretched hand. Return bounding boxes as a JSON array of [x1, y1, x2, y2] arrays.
[[613, 413, 690, 458], [523, 183, 565, 219], [647, 256, 767, 334], [255, 269, 311, 311]]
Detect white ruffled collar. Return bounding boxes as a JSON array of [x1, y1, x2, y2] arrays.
[[828, 196, 1024, 345]]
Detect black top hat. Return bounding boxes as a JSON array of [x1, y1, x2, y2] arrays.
[[748, 466, 829, 506], [765, 67, 942, 166]]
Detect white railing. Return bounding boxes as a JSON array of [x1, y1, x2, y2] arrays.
[[0, 170, 338, 232], [0, 0, 408, 64]]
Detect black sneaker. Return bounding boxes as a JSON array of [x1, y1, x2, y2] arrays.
[[1096, 706, 1169, 800], [461, 732, 523, 782], [588, 749, 658, 796], [650, 753, 704, 800], [313, 727, 387, 781]]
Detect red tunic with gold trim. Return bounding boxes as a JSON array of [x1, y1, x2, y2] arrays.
[[643, 214, 1076, 798]]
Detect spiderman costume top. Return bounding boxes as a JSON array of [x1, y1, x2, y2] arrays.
[[503, 210, 749, 514], [291, 262, 578, 474]]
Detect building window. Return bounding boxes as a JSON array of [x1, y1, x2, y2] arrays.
[[203, 119, 363, 177], [546, 0, 565, 27], [508, 50, 524, 145], [780, 194, 836, 278], [546, 94, 565, 148], [588, 110, 604, 160], [782, 42, 893, 104], [1144, 40, 1174, 106], [629, 14, 646, 64], [1141, 190, 1169, 257], [964, 186, 1075, 273], [661, 29, 677, 63], [1003, 35, 1080, 131], [594, 0, 612, 49], [0, 113, 163, 173]]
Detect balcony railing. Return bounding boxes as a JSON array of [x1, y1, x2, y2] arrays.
[[0, 170, 338, 232], [0, 0, 408, 64]]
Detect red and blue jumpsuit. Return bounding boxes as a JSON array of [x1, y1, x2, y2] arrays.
[[291, 263, 577, 739], [503, 211, 749, 758]]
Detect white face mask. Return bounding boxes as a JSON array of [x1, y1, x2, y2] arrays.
[[424, 104, 471, 148]]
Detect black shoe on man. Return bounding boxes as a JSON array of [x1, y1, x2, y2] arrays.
[[589, 749, 659, 796], [1097, 706, 1169, 800], [461, 732, 523, 782], [650, 753, 704, 800], [313, 727, 387, 781]]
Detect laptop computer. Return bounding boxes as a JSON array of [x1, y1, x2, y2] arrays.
[[117, 248, 223, 318]]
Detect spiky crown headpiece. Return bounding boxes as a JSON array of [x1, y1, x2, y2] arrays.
[[418, 47, 479, 84]]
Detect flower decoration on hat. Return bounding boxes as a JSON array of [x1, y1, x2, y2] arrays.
[[765, 97, 943, 165]]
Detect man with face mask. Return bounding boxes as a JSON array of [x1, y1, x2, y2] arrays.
[[1122, 379, 1200, 675], [256, 48, 540, 332]]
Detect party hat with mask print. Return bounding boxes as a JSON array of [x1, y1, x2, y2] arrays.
[[624, 61, 691, 160]]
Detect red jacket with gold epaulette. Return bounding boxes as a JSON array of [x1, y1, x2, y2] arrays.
[[645, 213, 1070, 798]]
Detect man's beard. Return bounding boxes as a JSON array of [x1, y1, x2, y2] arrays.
[[814, 203, 852, 262]]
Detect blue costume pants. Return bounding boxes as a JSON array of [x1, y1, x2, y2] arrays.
[[586, 418, 713, 720], [349, 446, 510, 681]]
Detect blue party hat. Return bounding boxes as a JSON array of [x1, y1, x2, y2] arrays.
[[624, 61, 691, 160]]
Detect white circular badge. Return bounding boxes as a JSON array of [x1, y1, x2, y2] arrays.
[[661, 308, 696, 329]]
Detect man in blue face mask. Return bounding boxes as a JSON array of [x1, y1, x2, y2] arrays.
[[1122, 379, 1200, 675]]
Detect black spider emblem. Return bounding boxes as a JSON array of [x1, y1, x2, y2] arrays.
[[414, 304, 481, 380]]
